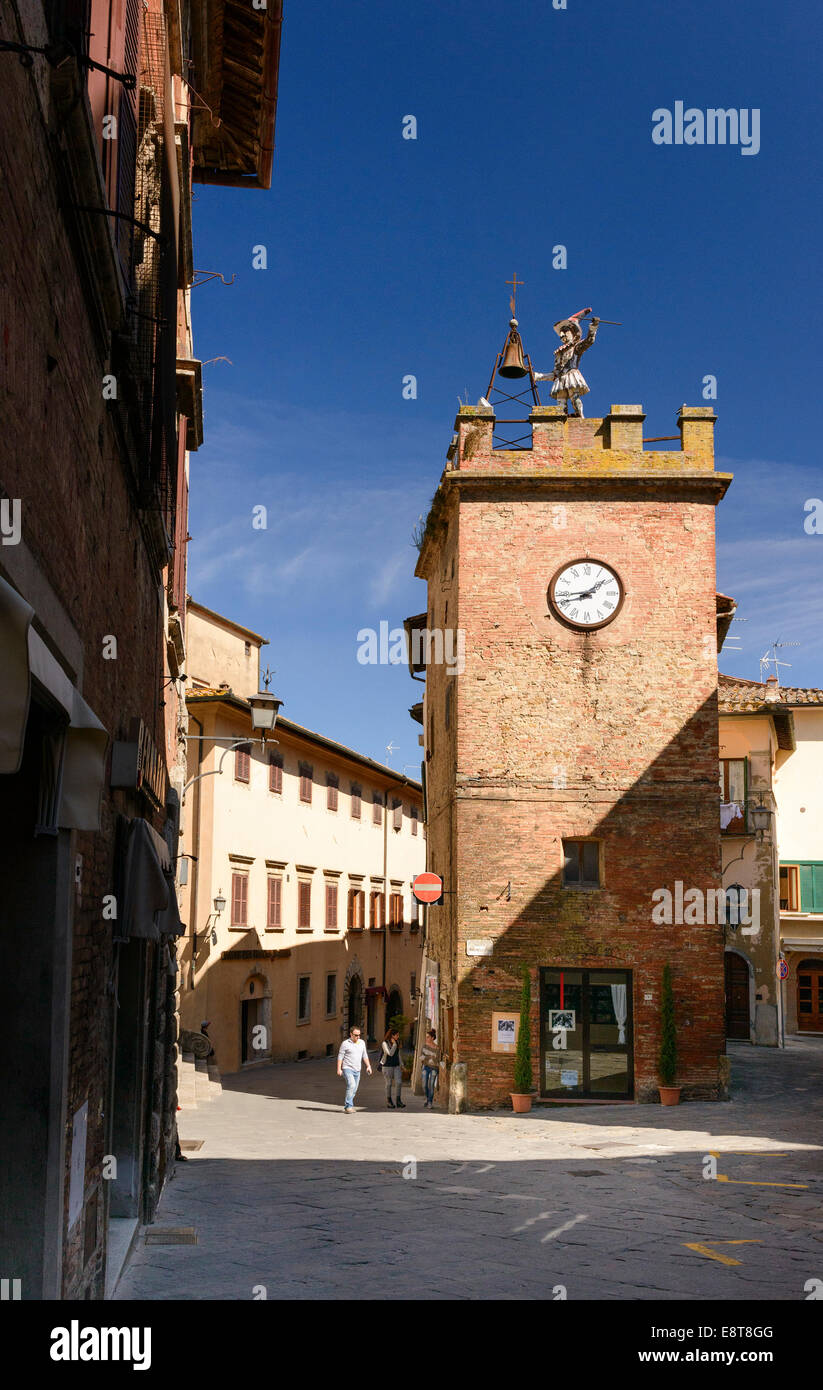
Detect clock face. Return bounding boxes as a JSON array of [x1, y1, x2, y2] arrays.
[[548, 559, 624, 630]]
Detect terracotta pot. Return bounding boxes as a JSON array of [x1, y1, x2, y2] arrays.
[[510, 1093, 532, 1114], [658, 1085, 681, 1106]]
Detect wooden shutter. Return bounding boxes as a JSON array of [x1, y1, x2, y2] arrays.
[[299, 763, 313, 802], [269, 755, 282, 793], [325, 883, 338, 930], [798, 864, 821, 913], [373, 794, 382, 825], [327, 776, 338, 811], [351, 786, 361, 818], [411, 807, 418, 836], [298, 880, 312, 929], [231, 873, 247, 926], [267, 877, 282, 929], [393, 800, 402, 831], [235, 745, 250, 782]]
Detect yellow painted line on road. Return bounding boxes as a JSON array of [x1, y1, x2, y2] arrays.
[[716, 1175, 808, 1188], [684, 1240, 761, 1267], [708, 1150, 808, 1189]]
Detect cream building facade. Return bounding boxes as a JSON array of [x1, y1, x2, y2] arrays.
[[719, 674, 823, 1044], [178, 601, 426, 1072]]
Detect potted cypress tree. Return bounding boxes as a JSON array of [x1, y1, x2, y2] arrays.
[[511, 966, 533, 1113], [658, 963, 681, 1105]]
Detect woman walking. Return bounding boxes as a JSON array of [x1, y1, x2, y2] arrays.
[[380, 1028, 405, 1108], [421, 1029, 439, 1109]]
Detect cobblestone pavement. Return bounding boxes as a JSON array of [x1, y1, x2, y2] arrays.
[[115, 1037, 823, 1301]]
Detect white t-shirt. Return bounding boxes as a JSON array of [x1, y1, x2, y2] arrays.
[[338, 1037, 368, 1070]]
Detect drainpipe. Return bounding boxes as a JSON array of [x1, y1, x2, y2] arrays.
[[188, 711, 204, 981], [382, 781, 388, 999]]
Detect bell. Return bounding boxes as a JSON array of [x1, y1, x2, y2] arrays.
[[498, 320, 528, 378]]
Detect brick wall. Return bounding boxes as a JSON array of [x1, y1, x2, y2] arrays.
[[0, 17, 177, 1295], [418, 408, 729, 1108]]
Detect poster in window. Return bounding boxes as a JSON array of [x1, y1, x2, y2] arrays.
[[549, 1008, 575, 1032]]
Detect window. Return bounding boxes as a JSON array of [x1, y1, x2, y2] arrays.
[[392, 799, 402, 832], [298, 880, 312, 930], [268, 753, 283, 794], [719, 758, 747, 833], [325, 882, 338, 931], [410, 899, 421, 933], [266, 876, 282, 929], [326, 973, 337, 1017], [389, 892, 404, 931], [373, 794, 383, 826], [351, 784, 362, 819], [297, 975, 311, 1024], [326, 774, 339, 811], [299, 762, 313, 803], [347, 887, 365, 930], [781, 862, 823, 913], [562, 840, 601, 888], [780, 865, 800, 912], [235, 744, 251, 783], [231, 872, 249, 926], [370, 890, 385, 930], [411, 806, 419, 837]]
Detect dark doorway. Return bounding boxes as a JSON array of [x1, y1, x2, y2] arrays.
[[797, 959, 823, 1033], [108, 936, 150, 1218], [724, 952, 750, 1039], [539, 968, 633, 1099], [241, 998, 264, 1062], [0, 696, 73, 1297], [385, 988, 402, 1034], [347, 975, 363, 1032]]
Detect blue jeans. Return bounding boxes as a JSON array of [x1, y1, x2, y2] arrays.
[[422, 1066, 437, 1104], [342, 1067, 361, 1109]]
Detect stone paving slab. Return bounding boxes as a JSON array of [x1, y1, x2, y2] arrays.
[[114, 1037, 823, 1301]]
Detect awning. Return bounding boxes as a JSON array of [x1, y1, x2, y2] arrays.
[[29, 627, 108, 830], [120, 818, 177, 941], [0, 574, 108, 829], [0, 575, 34, 774]]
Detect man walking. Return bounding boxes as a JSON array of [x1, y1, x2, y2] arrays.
[[337, 1025, 372, 1112]]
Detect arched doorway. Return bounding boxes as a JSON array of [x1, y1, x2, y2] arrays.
[[797, 959, 823, 1033], [385, 987, 403, 1036], [724, 951, 751, 1039], [347, 975, 363, 1032]]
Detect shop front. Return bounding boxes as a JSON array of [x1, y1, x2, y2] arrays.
[[539, 967, 634, 1100]]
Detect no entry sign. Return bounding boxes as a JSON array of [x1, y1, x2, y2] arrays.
[[413, 872, 443, 904]]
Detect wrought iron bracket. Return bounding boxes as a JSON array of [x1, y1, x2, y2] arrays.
[[0, 39, 136, 89], [72, 204, 168, 245]]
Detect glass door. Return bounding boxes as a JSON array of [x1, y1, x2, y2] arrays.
[[540, 968, 633, 1099]]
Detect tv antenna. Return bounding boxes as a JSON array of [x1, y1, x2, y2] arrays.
[[759, 639, 800, 685]]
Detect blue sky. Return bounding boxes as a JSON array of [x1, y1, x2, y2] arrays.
[[187, 0, 822, 768]]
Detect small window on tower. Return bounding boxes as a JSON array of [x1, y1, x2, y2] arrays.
[[562, 840, 601, 888]]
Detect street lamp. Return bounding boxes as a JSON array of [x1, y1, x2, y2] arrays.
[[248, 690, 283, 738], [749, 799, 773, 839]]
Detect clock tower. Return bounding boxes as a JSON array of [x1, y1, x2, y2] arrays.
[[414, 391, 732, 1108]]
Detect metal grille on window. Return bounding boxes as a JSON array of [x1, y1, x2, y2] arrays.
[[131, 10, 177, 529]]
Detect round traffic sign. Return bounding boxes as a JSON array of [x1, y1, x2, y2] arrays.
[[777, 957, 789, 980], [413, 872, 443, 904]]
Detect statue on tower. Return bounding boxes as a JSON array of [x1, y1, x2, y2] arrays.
[[534, 308, 600, 418]]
